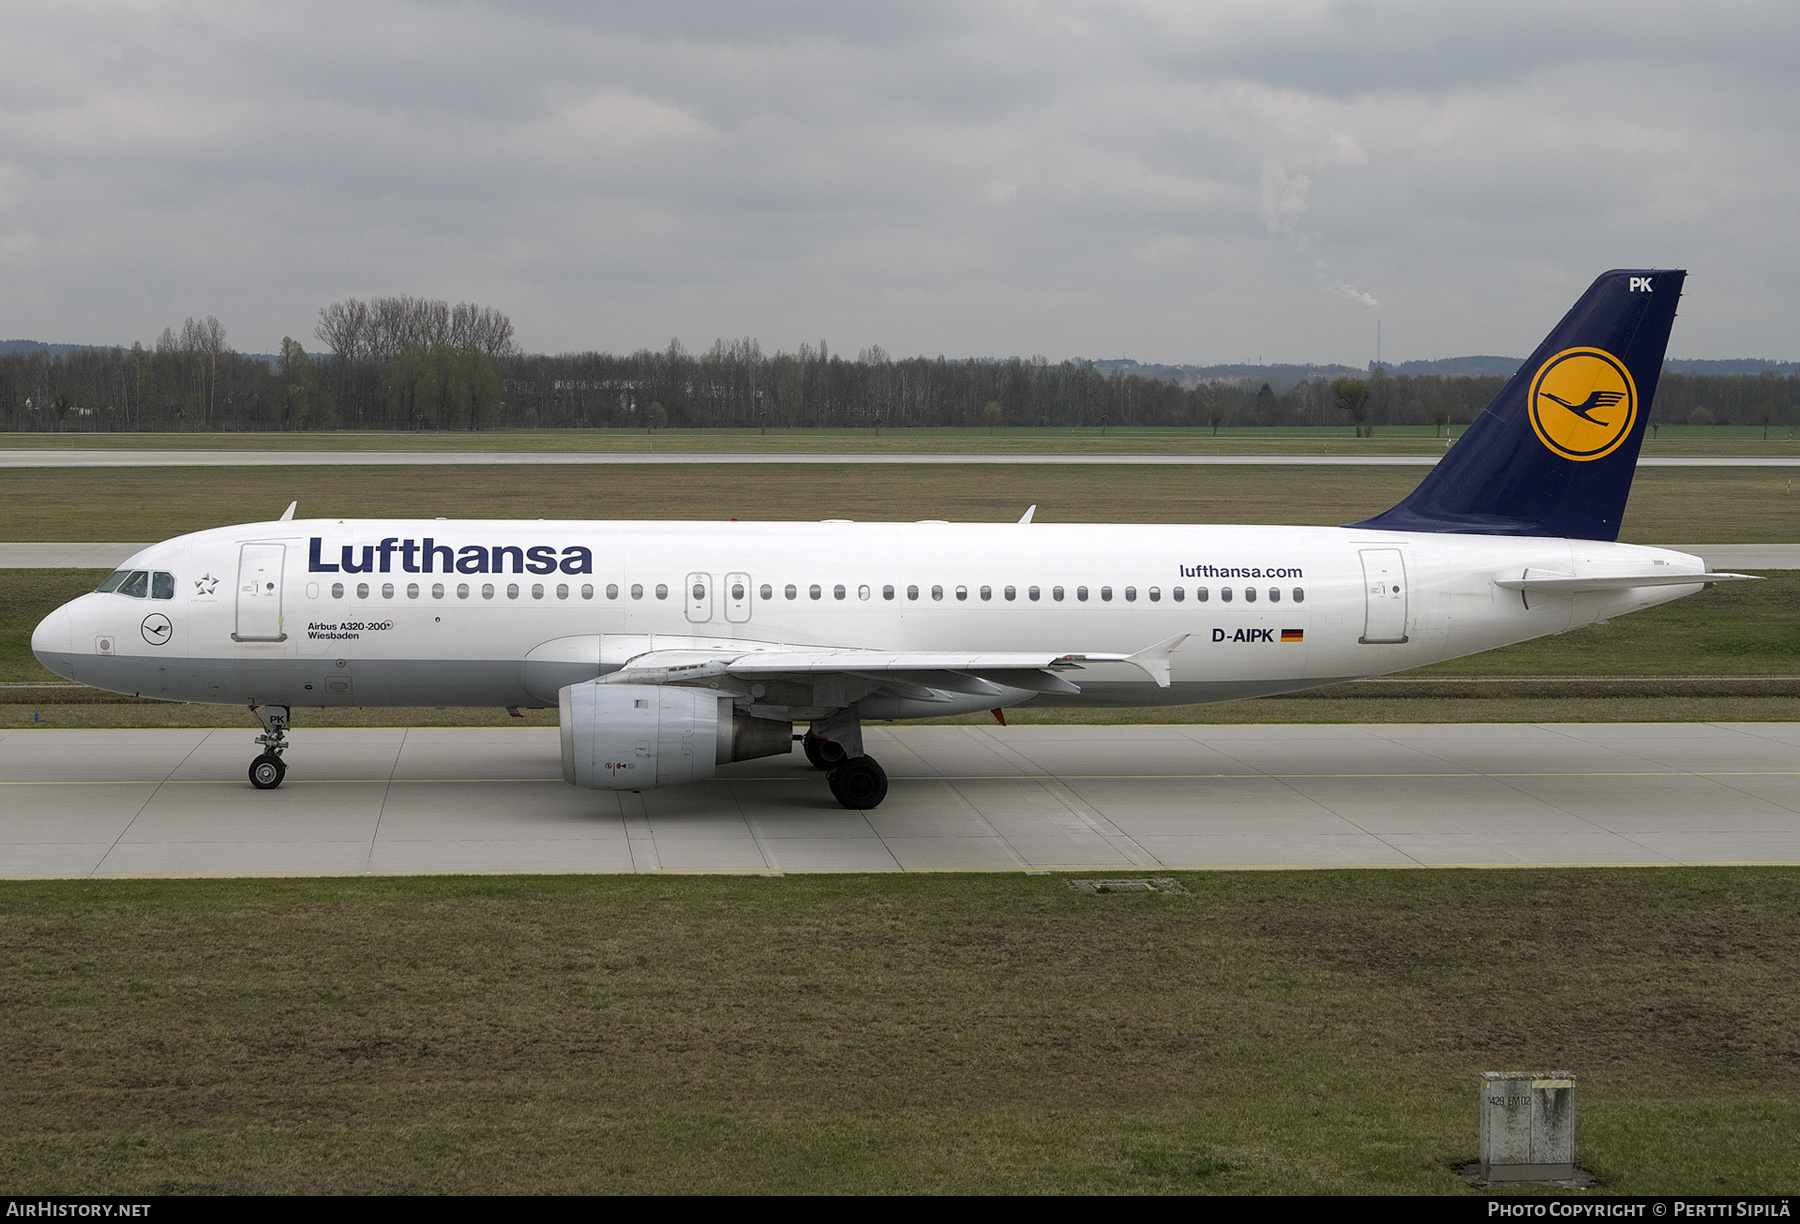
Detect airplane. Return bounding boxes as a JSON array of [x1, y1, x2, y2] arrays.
[[31, 268, 1754, 810]]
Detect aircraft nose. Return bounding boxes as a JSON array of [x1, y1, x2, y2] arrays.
[[31, 601, 77, 680]]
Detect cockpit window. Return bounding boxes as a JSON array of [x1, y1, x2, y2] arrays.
[[151, 572, 175, 600], [117, 571, 149, 598], [95, 571, 129, 593]]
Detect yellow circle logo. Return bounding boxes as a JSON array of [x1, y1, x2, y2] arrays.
[[1528, 347, 1638, 461]]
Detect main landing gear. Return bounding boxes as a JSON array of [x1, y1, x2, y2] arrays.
[[803, 727, 888, 810], [249, 704, 290, 790], [827, 756, 888, 810]]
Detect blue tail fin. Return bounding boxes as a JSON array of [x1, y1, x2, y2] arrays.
[[1351, 269, 1684, 540]]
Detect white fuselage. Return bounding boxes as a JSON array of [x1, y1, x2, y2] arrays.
[[32, 518, 1708, 715]]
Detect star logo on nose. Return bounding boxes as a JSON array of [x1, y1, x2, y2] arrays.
[[195, 573, 218, 595]]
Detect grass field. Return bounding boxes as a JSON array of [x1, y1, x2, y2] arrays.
[[2, 461, 1797, 543], [3, 869, 1796, 1194], [4, 423, 1797, 456]]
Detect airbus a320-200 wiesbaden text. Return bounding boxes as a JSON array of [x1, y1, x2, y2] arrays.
[[33, 270, 1752, 809]]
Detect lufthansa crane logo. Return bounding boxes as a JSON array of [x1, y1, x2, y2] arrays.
[[1528, 347, 1638, 462]]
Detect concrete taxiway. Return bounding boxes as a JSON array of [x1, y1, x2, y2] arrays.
[[5, 449, 1800, 468], [4, 723, 1797, 878]]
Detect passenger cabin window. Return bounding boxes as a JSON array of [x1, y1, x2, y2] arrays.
[[809, 584, 822, 600], [333, 583, 346, 598], [1196, 586, 1208, 602], [907, 585, 919, 600], [407, 583, 420, 599], [555, 584, 567, 599], [481, 583, 495, 599], [458, 583, 471, 599], [1077, 586, 1088, 601], [857, 585, 870, 601], [785, 585, 797, 600], [357, 582, 371, 599], [1052, 586, 1064, 601], [631, 584, 643, 600], [532, 584, 545, 600], [1221, 587, 1233, 602], [931, 585, 943, 601], [381, 582, 395, 599], [1244, 587, 1257, 603], [1027, 586, 1040, 601], [1100, 586, 1113, 601], [956, 585, 968, 601], [604, 584, 617, 599], [834, 585, 846, 600], [1292, 588, 1305, 603], [760, 584, 772, 600], [1125, 586, 1137, 602], [151, 572, 175, 599], [582, 585, 594, 599], [1004, 586, 1016, 601], [1268, 587, 1280, 603], [980, 586, 992, 601], [1173, 587, 1185, 602], [654, 584, 668, 600], [1148, 587, 1161, 602], [883, 585, 895, 600], [732, 581, 746, 600], [433, 583, 445, 599]]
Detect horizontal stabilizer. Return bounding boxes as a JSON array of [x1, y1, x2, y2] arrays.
[[1495, 571, 1759, 593]]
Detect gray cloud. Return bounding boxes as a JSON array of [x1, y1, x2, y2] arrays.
[[0, 1, 1794, 364]]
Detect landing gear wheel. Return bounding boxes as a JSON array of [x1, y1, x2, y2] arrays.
[[828, 756, 888, 810], [803, 730, 848, 771], [249, 753, 286, 790]]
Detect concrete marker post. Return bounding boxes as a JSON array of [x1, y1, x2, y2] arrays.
[[1480, 1071, 1575, 1182]]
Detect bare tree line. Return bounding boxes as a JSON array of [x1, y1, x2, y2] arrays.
[[0, 300, 1794, 434], [313, 297, 516, 364]]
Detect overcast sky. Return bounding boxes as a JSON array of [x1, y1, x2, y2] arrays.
[[1, 1, 1795, 364]]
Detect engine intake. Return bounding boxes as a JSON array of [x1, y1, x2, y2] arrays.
[[559, 681, 793, 790]]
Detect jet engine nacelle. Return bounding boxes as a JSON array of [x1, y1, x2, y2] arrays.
[[559, 681, 793, 790]]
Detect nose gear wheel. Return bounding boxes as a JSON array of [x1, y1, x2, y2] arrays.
[[250, 753, 287, 790]]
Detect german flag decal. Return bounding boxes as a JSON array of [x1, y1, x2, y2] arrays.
[[1281, 629, 1304, 643]]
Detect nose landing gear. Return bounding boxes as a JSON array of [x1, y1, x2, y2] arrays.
[[249, 704, 290, 790]]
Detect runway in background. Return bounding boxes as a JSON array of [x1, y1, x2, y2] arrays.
[[4, 448, 1800, 468]]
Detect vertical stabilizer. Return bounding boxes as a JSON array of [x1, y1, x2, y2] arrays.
[[1352, 269, 1684, 540]]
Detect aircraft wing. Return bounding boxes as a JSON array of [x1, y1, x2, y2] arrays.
[[602, 634, 1190, 690]]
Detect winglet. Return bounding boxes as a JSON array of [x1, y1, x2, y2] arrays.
[[1124, 633, 1189, 688], [279, 501, 297, 522], [1018, 505, 1036, 524]]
